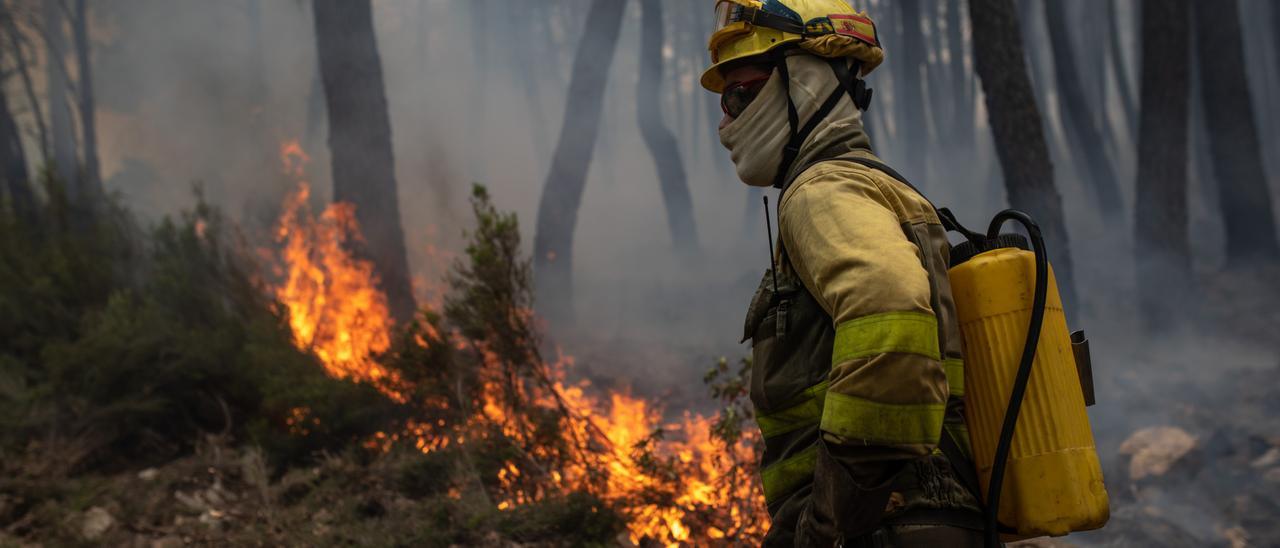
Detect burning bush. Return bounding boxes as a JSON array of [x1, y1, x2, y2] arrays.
[[1, 166, 768, 545], [0, 176, 402, 474]]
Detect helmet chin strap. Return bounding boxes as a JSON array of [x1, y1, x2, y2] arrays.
[[769, 50, 873, 191]]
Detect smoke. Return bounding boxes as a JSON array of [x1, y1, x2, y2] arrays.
[[22, 1, 1280, 538]]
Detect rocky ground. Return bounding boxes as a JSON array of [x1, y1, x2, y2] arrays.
[[0, 435, 625, 547]]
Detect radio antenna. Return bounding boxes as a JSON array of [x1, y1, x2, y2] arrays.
[[763, 196, 779, 296]]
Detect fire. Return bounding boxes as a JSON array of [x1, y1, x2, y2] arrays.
[[273, 140, 404, 401], [269, 140, 768, 545]]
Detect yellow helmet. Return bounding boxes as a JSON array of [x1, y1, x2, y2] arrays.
[[701, 0, 885, 93]]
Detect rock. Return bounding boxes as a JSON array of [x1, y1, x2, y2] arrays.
[[1119, 426, 1198, 480], [1250, 447, 1280, 469], [198, 509, 225, 531], [81, 506, 115, 540], [151, 536, 184, 548], [1219, 525, 1249, 548], [174, 490, 206, 513], [138, 468, 159, 481]]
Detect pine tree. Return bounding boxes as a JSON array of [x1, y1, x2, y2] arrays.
[[312, 0, 417, 323], [969, 0, 1077, 306], [533, 0, 627, 322], [1134, 0, 1192, 331]]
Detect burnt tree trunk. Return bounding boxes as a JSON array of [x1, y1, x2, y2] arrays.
[[638, 0, 698, 254], [0, 85, 35, 224], [946, 0, 972, 142], [312, 0, 416, 324], [533, 0, 626, 321], [1274, 1, 1280, 86], [1134, 0, 1192, 331], [1107, 0, 1137, 143], [969, 0, 1078, 307], [1193, 0, 1279, 265], [71, 0, 99, 195], [42, 0, 77, 194], [1043, 0, 1123, 220]]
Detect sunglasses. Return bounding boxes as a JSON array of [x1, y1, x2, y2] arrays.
[[721, 76, 771, 119]]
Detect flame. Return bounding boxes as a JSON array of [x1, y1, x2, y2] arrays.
[[269, 139, 768, 545], [273, 140, 405, 401]]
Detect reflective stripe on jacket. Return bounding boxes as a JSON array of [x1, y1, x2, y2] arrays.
[[743, 150, 981, 546]]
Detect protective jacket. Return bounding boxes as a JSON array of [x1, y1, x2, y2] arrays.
[[732, 57, 982, 546]]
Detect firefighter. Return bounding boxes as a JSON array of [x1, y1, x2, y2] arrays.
[[704, 1, 985, 545]]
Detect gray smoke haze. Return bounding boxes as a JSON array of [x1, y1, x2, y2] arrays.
[[9, 0, 1280, 541], [22, 1, 1277, 376]]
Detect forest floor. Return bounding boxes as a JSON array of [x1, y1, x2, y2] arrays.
[[1, 435, 627, 547]]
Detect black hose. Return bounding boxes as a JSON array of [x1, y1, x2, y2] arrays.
[[982, 210, 1049, 548]]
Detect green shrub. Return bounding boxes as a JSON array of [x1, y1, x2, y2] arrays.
[[495, 492, 625, 545], [0, 179, 404, 472]]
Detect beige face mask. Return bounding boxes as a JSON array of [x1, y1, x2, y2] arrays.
[[718, 68, 790, 187], [718, 55, 873, 189]]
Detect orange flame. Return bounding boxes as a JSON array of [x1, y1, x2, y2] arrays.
[[270, 139, 768, 545], [273, 140, 405, 401]]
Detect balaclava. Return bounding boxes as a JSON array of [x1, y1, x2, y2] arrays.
[[718, 54, 872, 188]]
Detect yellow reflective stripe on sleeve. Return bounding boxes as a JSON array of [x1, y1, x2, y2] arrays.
[[820, 391, 945, 445], [755, 381, 829, 439], [832, 311, 941, 366], [944, 358, 964, 397], [760, 444, 817, 503]]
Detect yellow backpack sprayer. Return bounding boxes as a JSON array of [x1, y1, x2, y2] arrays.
[[940, 208, 1110, 544], [828, 158, 1111, 544]]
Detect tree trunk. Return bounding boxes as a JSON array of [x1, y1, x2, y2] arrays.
[[1274, 0, 1280, 88], [1043, 0, 1124, 219], [1018, 0, 1064, 168], [969, 0, 1078, 307], [532, 0, 626, 321], [1134, 0, 1192, 331], [3, 11, 48, 161], [43, 0, 77, 194], [312, 0, 416, 324], [0, 85, 35, 224], [1193, 0, 1279, 265], [1107, 0, 1137, 144], [638, 0, 698, 254], [896, 0, 930, 182], [71, 0, 100, 195], [1189, 34, 1217, 215], [946, 0, 972, 142]]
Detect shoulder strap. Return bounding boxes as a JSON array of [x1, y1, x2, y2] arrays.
[[839, 156, 977, 237], [939, 426, 984, 505], [775, 154, 951, 268]]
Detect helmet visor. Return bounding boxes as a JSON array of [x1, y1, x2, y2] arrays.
[[710, 1, 755, 63], [713, 1, 748, 33]]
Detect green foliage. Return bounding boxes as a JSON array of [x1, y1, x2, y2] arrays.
[[445, 184, 538, 366], [0, 177, 645, 545], [0, 178, 402, 472], [494, 492, 625, 546], [393, 449, 455, 499], [705, 356, 755, 446]]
